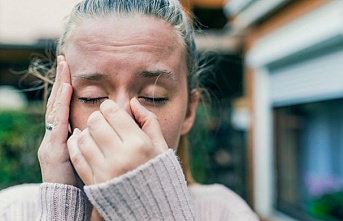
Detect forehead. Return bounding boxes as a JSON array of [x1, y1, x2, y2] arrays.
[[63, 16, 187, 81], [65, 15, 184, 56]]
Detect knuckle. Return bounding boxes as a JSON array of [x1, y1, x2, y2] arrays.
[[55, 100, 62, 109], [37, 147, 47, 161], [70, 152, 82, 167], [77, 135, 86, 148], [131, 138, 151, 155], [136, 145, 149, 156], [77, 130, 89, 148], [46, 97, 53, 109], [87, 111, 102, 127], [48, 109, 56, 119], [100, 100, 120, 117], [38, 144, 53, 164], [108, 157, 130, 176], [47, 103, 59, 120], [53, 117, 60, 125], [67, 136, 75, 146]]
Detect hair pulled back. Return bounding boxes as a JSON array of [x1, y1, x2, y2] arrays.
[[29, 0, 202, 184], [58, 0, 199, 93]]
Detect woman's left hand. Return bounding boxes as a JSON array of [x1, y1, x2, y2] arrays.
[[67, 98, 169, 185]]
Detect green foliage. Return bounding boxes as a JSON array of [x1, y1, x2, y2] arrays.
[[308, 191, 343, 220], [188, 104, 217, 184], [0, 107, 44, 190]]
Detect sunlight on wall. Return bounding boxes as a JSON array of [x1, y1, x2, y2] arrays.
[[0, 0, 81, 44], [0, 86, 27, 110]]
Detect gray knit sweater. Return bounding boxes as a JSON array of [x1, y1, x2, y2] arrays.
[[0, 150, 259, 220]]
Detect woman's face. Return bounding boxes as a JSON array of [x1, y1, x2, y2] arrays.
[[64, 16, 198, 150]]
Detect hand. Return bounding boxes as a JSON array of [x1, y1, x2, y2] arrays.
[[38, 56, 81, 187], [67, 98, 169, 185]]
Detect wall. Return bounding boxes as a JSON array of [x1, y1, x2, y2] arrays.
[[0, 0, 80, 44]]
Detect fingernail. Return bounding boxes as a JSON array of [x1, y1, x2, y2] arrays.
[[73, 128, 80, 135], [57, 55, 63, 64], [132, 97, 140, 105], [58, 62, 65, 74]]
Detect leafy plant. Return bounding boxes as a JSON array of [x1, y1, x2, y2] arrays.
[[0, 107, 44, 190], [188, 103, 217, 183], [308, 191, 343, 220]]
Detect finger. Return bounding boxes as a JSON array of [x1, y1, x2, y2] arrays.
[[48, 83, 73, 144], [46, 60, 70, 124], [68, 128, 93, 185], [46, 56, 66, 116], [59, 60, 71, 84], [87, 111, 122, 156], [99, 100, 144, 141], [46, 60, 72, 140], [130, 97, 168, 152], [77, 128, 105, 169], [46, 82, 63, 125]]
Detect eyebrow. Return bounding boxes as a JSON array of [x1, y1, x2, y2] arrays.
[[72, 72, 109, 81], [139, 70, 176, 81], [71, 70, 176, 82]]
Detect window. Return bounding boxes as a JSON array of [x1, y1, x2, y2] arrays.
[[274, 98, 343, 221]]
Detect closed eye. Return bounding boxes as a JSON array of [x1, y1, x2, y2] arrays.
[[79, 97, 108, 105], [138, 97, 168, 105]]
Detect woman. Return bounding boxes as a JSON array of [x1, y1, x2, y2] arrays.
[[0, 0, 259, 220]]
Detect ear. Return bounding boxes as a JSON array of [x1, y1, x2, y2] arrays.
[[181, 90, 200, 135]]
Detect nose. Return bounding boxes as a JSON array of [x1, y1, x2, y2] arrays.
[[112, 93, 133, 118]]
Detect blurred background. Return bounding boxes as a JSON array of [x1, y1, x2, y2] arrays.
[[1, 0, 343, 220]]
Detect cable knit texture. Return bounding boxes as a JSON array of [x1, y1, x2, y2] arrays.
[[37, 183, 92, 220], [84, 149, 197, 220], [0, 149, 259, 221]]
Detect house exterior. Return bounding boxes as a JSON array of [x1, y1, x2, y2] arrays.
[[226, 0, 343, 220]]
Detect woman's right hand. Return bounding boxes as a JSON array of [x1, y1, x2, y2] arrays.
[[37, 56, 80, 187]]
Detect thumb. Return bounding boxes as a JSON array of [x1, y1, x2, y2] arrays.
[[130, 97, 168, 152]]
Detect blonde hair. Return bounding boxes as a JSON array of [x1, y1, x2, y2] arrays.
[[177, 135, 196, 184]]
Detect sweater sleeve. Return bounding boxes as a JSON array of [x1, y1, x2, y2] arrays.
[[37, 183, 92, 221], [84, 149, 198, 221], [189, 184, 260, 221], [0, 184, 40, 221]]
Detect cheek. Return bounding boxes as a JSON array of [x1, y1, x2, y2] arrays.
[[159, 117, 183, 150], [156, 105, 187, 151], [159, 95, 189, 150]]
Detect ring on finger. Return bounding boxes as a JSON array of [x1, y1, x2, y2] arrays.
[[46, 123, 54, 131]]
